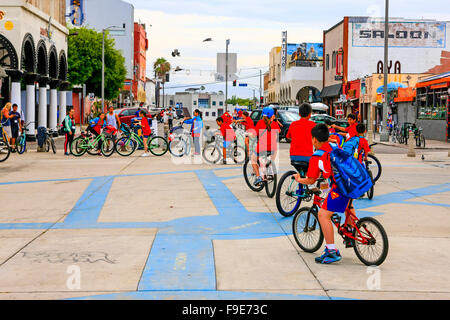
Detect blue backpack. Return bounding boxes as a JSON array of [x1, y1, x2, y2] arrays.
[[342, 136, 360, 158], [314, 144, 373, 199]]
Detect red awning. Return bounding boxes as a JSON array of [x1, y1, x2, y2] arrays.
[[430, 83, 449, 90]]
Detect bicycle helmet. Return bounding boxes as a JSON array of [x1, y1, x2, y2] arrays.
[[262, 106, 274, 118]]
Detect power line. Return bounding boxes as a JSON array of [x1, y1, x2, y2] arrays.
[[164, 73, 264, 90]]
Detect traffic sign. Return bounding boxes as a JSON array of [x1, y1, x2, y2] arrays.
[[239, 83, 248, 87]]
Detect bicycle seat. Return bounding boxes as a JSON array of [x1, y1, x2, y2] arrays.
[[291, 161, 309, 174]]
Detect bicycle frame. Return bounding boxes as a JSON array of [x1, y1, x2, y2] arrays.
[[78, 132, 107, 150]]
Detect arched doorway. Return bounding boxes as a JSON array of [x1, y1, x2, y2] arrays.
[[0, 34, 19, 106], [21, 33, 36, 73], [36, 40, 48, 76], [48, 46, 58, 79], [296, 86, 321, 104], [58, 51, 67, 81]]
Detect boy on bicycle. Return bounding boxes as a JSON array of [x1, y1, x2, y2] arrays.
[[356, 124, 371, 164], [235, 111, 256, 157], [332, 113, 358, 141], [294, 124, 356, 264], [285, 103, 316, 176], [216, 116, 235, 165], [252, 107, 280, 186]]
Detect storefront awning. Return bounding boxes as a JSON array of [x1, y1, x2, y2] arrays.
[[320, 84, 342, 99], [430, 83, 449, 90]]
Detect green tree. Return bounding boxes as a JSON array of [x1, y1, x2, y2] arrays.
[[68, 27, 126, 101], [153, 57, 171, 108], [226, 95, 254, 107]]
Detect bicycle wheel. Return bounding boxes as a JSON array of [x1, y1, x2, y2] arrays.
[[353, 217, 389, 266], [243, 158, 264, 192], [44, 138, 50, 152], [202, 145, 221, 164], [265, 161, 278, 198], [366, 170, 374, 200], [169, 138, 186, 157], [101, 137, 115, 157], [0, 139, 11, 162], [51, 138, 56, 154], [115, 137, 136, 156], [367, 154, 382, 183], [148, 136, 169, 156], [71, 137, 87, 157], [17, 135, 26, 154], [232, 146, 246, 164], [276, 171, 303, 217], [292, 207, 324, 253]]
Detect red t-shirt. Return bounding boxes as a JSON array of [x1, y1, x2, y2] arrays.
[[306, 142, 333, 180], [255, 119, 280, 153], [243, 116, 255, 132], [220, 123, 235, 142], [141, 117, 151, 136], [286, 118, 316, 157], [238, 110, 243, 118], [345, 123, 358, 140], [222, 112, 232, 125], [357, 137, 371, 163]]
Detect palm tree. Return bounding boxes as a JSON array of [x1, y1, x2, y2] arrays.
[[153, 57, 171, 108]]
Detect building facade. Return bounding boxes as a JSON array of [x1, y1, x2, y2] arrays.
[[133, 22, 148, 103], [0, 0, 69, 138], [164, 90, 225, 120], [323, 17, 450, 119]]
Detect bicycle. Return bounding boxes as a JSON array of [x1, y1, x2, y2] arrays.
[[292, 180, 389, 266], [243, 152, 278, 198], [115, 123, 168, 157], [415, 126, 426, 148], [43, 129, 57, 154], [0, 123, 11, 162], [202, 133, 246, 165], [15, 121, 34, 154], [71, 128, 115, 157], [275, 160, 310, 217], [168, 122, 192, 157], [367, 144, 382, 183]]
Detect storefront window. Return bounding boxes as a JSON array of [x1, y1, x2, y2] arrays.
[[417, 89, 447, 120]]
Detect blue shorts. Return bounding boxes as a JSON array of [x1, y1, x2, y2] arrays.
[[322, 188, 350, 213], [143, 135, 150, 139], [223, 140, 232, 148], [290, 156, 311, 162]]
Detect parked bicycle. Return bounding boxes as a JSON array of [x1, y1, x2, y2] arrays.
[[202, 133, 246, 165], [43, 129, 57, 154], [243, 152, 278, 198], [115, 123, 168, 157], [15, 121, 35, 155], [168, 122, 192, 157], [71, 127, 115, 157], [292, 178, 389, 266], [415, 126, 426, 148], [0, 122, 10, 162]]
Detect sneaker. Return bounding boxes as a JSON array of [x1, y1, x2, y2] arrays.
[[222, 159, 227, 165], [64, 152, 70, 156], [141, 153, 150, 157], [315, 247, 342, 264], [254, 176, 263, 187]]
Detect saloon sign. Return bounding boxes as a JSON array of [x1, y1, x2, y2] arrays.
[[352, 21, 446, 48]]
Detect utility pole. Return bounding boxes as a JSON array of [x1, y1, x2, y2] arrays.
[[225, 39, 230, 113], [102, 30, 105, 110], [381, 0, 390, 141], [259, 69, 262, 107]]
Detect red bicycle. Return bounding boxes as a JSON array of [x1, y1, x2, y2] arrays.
[[292, 179, 389, 266]]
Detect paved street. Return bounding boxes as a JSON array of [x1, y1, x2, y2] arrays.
[[0, 138, 449, 300]]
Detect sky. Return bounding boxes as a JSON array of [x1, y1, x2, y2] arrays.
[[127, 0, 450, 98]]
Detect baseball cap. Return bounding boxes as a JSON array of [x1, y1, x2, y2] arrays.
[[262, 106, 274, 118]]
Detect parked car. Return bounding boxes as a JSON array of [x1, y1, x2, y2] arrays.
[[114, 108, 153, 127], [310, 114, 349, 131], [249, 109, 300, 142]]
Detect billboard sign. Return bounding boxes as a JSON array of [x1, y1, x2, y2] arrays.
[[216, 53, 237, 75], [352, 20, 446, 48], [69, 0, 85, 26], [287, 42, 323, 67]]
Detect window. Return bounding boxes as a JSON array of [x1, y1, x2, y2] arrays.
[[193, 101, 197, 105], [205, 112, 209, 117], [212, 101, 216, 106], [332, 51, 336, 68], [417, 89, 447, 120], [251, 111, 261, 120], [219, 101, 223, 106], [326, 54, 330, 71], [198, 99, 209, 108], [212, 112, 216, 117]]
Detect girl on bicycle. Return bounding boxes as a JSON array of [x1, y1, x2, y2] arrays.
[[183, 109, 203, 156], [138, 109, 152, 157], [88, 112, 106, 156], [252, 106, 280, 186]]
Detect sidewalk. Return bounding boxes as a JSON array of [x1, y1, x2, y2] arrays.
[[372, 133, 449, 150]]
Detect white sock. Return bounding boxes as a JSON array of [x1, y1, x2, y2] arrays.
[[326, 244, 336, 250]]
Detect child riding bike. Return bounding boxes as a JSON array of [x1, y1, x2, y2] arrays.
[[294, 124, 360, 264], [252, 106, 280, 186], [285, 103, 316, 176], [234, 111, 256, 158], [216, 116, 235, 165]]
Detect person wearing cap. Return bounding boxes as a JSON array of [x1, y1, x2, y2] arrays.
[[252, 106, 280, 186]]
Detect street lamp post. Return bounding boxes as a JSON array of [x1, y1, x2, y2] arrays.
[[225, 39, 230, 113], [380, 0, 390, 141]]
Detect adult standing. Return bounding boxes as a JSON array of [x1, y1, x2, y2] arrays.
[[1, 102, 14, 146], [166, 107, 174, 131], [63, 108, 76, 156], [183, 109, 203, 156], [9, 104, 22, 152]]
